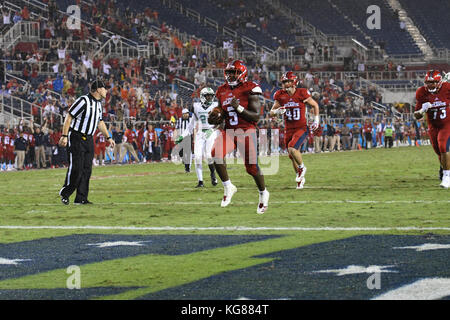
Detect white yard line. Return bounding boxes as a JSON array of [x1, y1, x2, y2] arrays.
[[0, 226, 449, 231], [1, 200, 450, 207]]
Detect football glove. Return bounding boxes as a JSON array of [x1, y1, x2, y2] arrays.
[[175, 135, 184, 144], [310, 115, 320, 131], [205, 129, 213, 139], [272, 107, 286, 116], [419, 102, 432, 113]]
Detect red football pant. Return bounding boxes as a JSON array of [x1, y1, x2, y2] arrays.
[[428, 126, 450, 155], [285, 128, 308, 150], [211, 128, 260, 176]]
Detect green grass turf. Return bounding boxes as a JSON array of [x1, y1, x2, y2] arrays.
[[0, 145, 449, 298], [0, 145, 449, 230]]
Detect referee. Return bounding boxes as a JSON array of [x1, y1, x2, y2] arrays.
[[175, 108, 192, 173], [58, 80, 115, 205]]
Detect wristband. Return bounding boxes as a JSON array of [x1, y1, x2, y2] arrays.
[[107, 137, 112, 140], [236, 105, 245, 113], [62, 135, 68, 138]]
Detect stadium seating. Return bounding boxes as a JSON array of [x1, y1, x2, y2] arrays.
[[398, 0, 450, 49], [275, 0, 421, 55], [175, 0, 294, 48], [331, 0, 420, 55]]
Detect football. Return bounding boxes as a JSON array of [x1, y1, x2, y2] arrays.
[[208, 106, 224, 125]]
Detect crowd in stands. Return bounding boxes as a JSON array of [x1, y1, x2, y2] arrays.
[[0, 0, 430, 172], [0, 114, 430, 172]]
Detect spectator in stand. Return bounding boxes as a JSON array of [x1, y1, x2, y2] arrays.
[[340, 124, 351, 151], [313, 123, 323, 153], [351, 123, 361, 150], [325, 122, 336, 152], [384, 122, 394, 148], [144, 122, 158, 162], [376, 120, 385, 147], [30, 120, 47, 169], [363, 119, 373, 149], [111, 123, 124, 164], [121, 122, 140, 163], [14, 131, 28, 170]]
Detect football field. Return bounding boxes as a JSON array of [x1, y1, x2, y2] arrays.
[[0, 145, 449, 301]]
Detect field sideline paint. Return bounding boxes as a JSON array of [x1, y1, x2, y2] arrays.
[[1, 200, 450, 207], [0, 226, 450, 231]]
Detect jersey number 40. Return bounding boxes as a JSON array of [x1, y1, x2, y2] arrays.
[[285, 108, 301, 121]]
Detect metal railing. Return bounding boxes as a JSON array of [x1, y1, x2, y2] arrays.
[[0, 21, 40, 49], [2, 59, 59, 75], [0, 94, 64, 126]]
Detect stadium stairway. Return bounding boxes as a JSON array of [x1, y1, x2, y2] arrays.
[[330, 0, 421, 55], [384, 0, 434, 59], [397, 0, 450, 51]]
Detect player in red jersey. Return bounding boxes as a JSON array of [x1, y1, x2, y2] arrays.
[[270, 71, 320, 189], [209, 60, 269, 214], [414, 70, 450, 188], [0, 129, 4, 171], [94, 129, 107, 166], [5, 130, 15, 170]]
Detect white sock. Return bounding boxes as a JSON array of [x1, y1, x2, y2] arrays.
[[259, 188, 266, 195], [444, 170, 450, 177], [222, 180, 231, 187], [195, 163, 203, 182], [298, 163, 304, 169]]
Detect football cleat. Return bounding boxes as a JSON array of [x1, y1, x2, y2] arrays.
[[60, 196, 69, 205], [221, 184, 237, 207], [440, 175, 450, 189], [257, 189, 270, 214], [74, 200, 93, 205], [195, 181, 205, 188], [297, 179, 306, 189], [211, 177, 218, 186], [295, 166, 307, 183]]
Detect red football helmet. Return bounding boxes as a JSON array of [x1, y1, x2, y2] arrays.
[[280, 71, 298, 89], [224, 60, 248, 86], [424, 70, 443, 93]]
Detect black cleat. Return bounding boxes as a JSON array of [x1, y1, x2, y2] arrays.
[[195, 181, 205, 188], [61, 196, 69, 205], [211, 177, 218, 186], [74, 200, 93, 205]]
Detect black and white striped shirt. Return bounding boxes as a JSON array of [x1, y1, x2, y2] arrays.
[[68, 93, 103, 136], [176, 117, 191, 136]]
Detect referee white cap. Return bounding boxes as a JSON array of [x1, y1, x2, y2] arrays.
[[182, 108, 189, 114]]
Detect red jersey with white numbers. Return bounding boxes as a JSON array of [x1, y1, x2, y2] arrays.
[[273, 88, 311, 130], [415, 82, 450, 129], [95, 130, 106, 146], [216, 81, 262, 130]]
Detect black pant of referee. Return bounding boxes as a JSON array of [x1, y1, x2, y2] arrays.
[[58, 79, 115, 205], [60, 130, 95, 204]]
